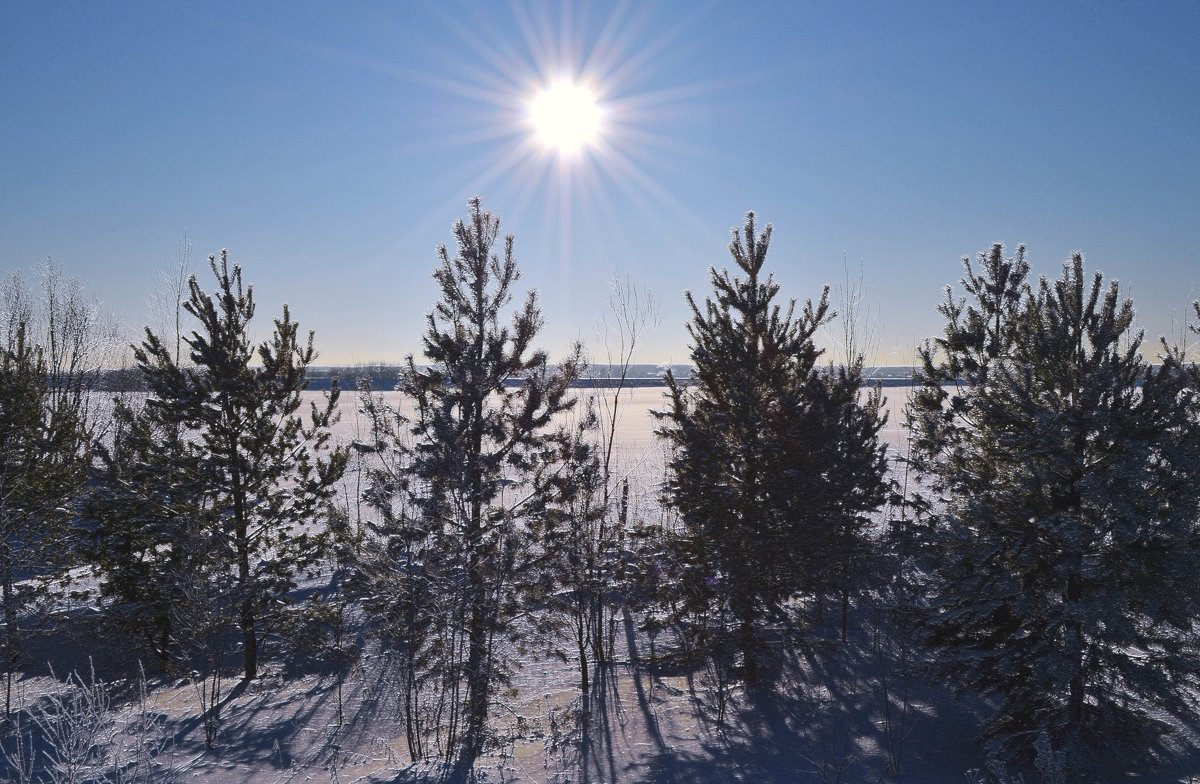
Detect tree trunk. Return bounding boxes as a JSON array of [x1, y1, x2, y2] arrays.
[[740, 617, 757, 686], [158, 619, 172, 669], [841, 587, 850, 644], [235, 509, 257, 680], [231, 446, 257, 680], [240, 585, 257, 679], [1065, 570, 1085, 730], [1, 538, 15, 717], [733, 588, 758, 686], [578, 607, 590, 713], [1065, 418, 1087, 734], [456, 366, 490, 772], [457, 572, 489, 777]]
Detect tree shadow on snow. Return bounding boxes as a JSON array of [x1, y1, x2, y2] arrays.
[[620, 602, 989, 784]]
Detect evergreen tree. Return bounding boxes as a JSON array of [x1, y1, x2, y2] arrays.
[[391, 197, 583, 775], [0, 269, 104, 715], [89, 252, 347, 679], [656, 213, 888, 684], [908, 246, 1200, 774], [86, 392, 210, 665], [539, 400, 605, 707]]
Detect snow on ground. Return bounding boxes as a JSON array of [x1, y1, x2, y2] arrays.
[[7, 385, 1199, 783], [13, 601, 991, 783]]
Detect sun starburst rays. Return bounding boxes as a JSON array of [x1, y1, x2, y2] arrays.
[[361, 3, 724, 258]]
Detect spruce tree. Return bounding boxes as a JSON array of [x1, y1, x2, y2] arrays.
[[395, 197, 583, 775], [908, 246, 1200, 774], [90, 252, 347, 679], [656, 213, 888, 684]]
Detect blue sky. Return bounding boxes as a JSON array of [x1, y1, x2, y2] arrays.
[[3, 1, 1198, 365]]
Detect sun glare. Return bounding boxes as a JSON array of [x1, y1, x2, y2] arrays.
[[529, 80, 602, 154], [398, 3, 717, 241]]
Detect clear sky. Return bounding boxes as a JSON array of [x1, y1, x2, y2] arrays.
[[3, 1, 1198, 365]]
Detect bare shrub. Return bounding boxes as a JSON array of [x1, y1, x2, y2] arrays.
[[1, 662, 177, 784]]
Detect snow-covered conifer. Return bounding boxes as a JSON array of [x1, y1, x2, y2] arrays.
[[0, 268, 106, 714], [381, 198, 584, 777], [656, 213, 888, 684], [908, 246, 1200, 775], [90, 252, 346, 680]]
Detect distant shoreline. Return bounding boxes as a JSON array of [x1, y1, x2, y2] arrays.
[[92, 366, 921, 393], [303, 371, 920, 392]]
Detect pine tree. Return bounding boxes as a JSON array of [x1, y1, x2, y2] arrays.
[[86, 393, 210, 665], [908, 246, 1200, 774], [89, 252, 347, 679], [393, 197, 583, 775], [540, 401, 605, 708], [0, 269, 103, 715], [656, 213, 888, 684]]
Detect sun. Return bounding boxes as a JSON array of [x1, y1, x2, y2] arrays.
[[529, 80, 602, 154], [376, 2, 720, 241]]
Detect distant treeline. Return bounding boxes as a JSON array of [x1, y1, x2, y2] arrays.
[[93, 364, 922, 392]]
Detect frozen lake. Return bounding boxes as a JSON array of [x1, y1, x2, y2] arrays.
[[316, 384, 914, 515], [319, 384, 913, 454]]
